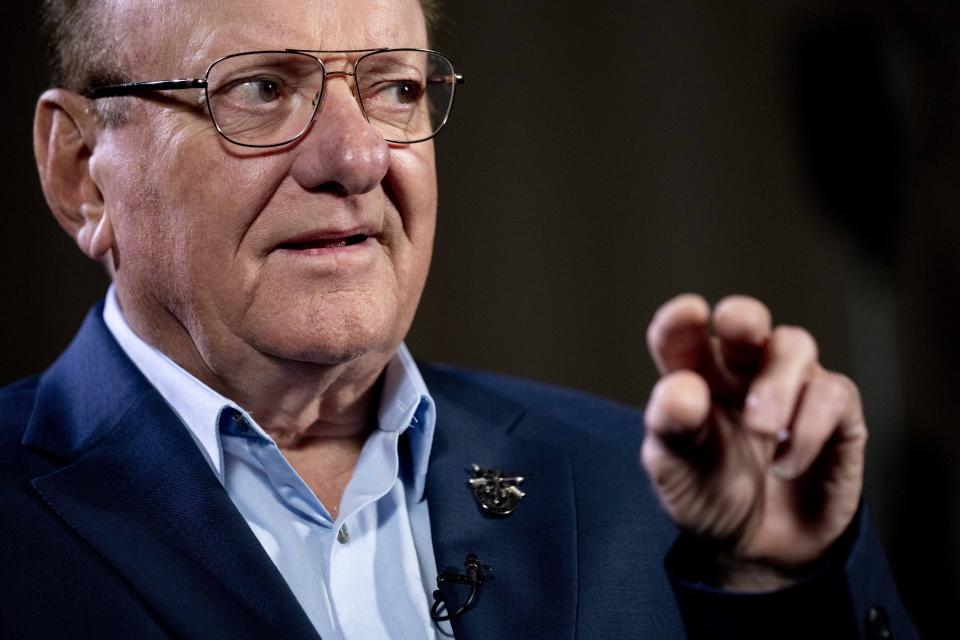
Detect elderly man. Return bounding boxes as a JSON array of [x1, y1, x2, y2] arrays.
[[1, 0, 913, 638]]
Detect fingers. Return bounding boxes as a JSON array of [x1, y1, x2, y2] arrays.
[[645, 349, 866, 484], [648, 294, 772, 381], [743, 326, 818, 439], [713, 295, 772, 373], [648, 293, 846, 453], [644, 370, 712, 441], [644, 294, 869, 569], [641, 371, 711, 509], [647, 294, 710, 374], [772, 370, 866, 479]]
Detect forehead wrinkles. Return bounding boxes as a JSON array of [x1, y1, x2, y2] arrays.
[[106, 0, 428, 77], [305, 1, 412, 47], [200, 0, 421, 53]]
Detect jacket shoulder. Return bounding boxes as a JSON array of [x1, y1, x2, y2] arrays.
[[0, 376, 40, 442]]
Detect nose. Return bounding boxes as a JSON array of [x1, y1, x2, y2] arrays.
[[289, 78, 390, 195]]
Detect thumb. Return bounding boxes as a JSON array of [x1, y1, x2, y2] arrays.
[[642, 370, 711, 485]]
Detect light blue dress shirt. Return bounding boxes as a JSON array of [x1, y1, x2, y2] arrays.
[[103, 286, 450, 639]]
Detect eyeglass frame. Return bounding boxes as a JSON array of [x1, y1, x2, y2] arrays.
[[85, 47, 465, 148]]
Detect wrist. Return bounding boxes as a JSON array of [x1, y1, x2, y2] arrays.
[[709, 554, 810, 592], [667, 503, 863, 594], [667, 534, 830, 593]]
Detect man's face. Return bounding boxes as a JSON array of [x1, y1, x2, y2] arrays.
[[93, 0, 436, 376]]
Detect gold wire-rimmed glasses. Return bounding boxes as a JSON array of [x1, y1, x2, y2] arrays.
[[86, 48, 465, 147]]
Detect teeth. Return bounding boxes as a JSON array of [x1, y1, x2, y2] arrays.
[[282, 235, 367, 250]]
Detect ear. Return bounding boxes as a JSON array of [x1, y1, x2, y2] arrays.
[[33, 89, 114, 261]]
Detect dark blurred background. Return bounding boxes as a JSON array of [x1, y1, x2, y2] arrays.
[[2, 1, 957, 635]]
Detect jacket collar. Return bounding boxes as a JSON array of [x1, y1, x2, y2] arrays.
[[23, 305, 319, 639], [422, 366, 578, 640]]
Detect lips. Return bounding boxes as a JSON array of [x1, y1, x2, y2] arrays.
[[272, 219, 382, 254], [278, 233, 369, 251]]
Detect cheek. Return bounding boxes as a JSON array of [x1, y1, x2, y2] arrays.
[[387, 143, 438, 248], [386, 147, 437, 331], [105, 120, 286, 298]]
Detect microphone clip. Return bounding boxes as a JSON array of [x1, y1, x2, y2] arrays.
[[430, 554, 490, 622]]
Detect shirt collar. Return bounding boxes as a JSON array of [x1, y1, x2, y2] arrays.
[[102, 284, 436, 499], [378, 340, 436, 502]]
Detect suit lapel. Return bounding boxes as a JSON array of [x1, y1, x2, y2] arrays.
[[24, 307, 582, 639], [23, 307, 318, 640], [425, 374, 578, 640]]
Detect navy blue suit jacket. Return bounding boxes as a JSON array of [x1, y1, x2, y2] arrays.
[[1, 305, 915, 638]]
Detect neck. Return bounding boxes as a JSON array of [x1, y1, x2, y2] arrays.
[[119, 293, 391, 447], [234, 360, 385, 447]]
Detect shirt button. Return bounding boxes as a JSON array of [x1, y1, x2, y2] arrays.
[[337, 524, 350, 544]]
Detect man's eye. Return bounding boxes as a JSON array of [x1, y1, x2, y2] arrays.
[[395, 80, 422, 103], [222, 77, 284, 105], [386, 80, 424, 104]]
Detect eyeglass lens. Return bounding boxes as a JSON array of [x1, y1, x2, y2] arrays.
[[206, 50, 457, 147]]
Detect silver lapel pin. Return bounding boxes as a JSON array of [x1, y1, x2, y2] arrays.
[[468, 463, 525, 516]]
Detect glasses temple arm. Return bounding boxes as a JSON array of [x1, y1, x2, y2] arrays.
[[86, 79, 207, 99], [427, 74, 465, 86]]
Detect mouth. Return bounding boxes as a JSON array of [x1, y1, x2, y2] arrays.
[[278, 233, 370, 251]]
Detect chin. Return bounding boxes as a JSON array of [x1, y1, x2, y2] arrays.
[[245, 293, 406, 367]]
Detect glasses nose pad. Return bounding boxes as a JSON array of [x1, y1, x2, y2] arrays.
[[312, 91, 321, 107]]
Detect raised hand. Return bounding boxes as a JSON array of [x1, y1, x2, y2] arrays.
[[641, 294, 867, 590]]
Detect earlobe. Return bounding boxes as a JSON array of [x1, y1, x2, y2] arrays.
[[33, 88, 113, 260], [76, 202, 114, 260]]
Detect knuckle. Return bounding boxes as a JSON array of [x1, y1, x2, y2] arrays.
[[837, 372, 861, 404], [822, 371, 858, 408], [808, 370, 867, 438], [835, 372, 866, 427], [812, 372, 847, 408]]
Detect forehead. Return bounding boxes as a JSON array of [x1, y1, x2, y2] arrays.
[[110, 0, 428, 75]]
